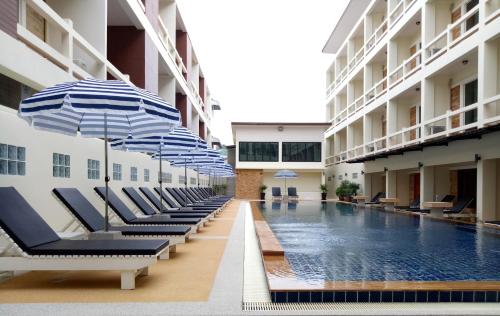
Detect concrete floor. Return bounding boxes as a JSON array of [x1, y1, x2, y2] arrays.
[[1, 201, 499, 316]]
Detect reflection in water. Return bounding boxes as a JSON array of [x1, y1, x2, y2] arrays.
[[287, 201, 297, 210], [271, 202, 281, 210], [260, 201, 500, 282]]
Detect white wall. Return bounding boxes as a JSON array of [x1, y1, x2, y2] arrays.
[[262, 171, 322, 200]]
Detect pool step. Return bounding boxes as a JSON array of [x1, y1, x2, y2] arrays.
[[254, 220, 284, 256]]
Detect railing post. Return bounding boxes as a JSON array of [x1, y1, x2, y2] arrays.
[[445, 110, 452, 135], [65, 19, 74, 75]]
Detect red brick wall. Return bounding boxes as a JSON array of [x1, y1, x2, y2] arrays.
[[236, 169, 263, 199]]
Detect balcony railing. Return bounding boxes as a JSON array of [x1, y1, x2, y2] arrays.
[[365, 19, 388, 54], [388, 48, 422, 87], [425, 4, 480, 65], [348, 46, 365, 73], [387, 123, 421, 149], [335, 150, 348, 164], [347, 95, 365, 116], [423, 102, 479, 140], [325, 155, 336, 166], [17, 0, 129, 82], [389, 0, 418, 28], [157, 16, 188, 78], [485, 0, 500, 24], [335, 106, 349, 125], [326, 80, 336, 98], [365, 136, 387, 155], [482, 93, 500, 126], [364, 76, 387, 105], [348, 144, 364, 160], [335, 65, 349, 87]]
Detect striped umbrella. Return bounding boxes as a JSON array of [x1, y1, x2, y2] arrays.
[[19, 78, 180, 231], [111, 127, 206, 211], [273, 169, 298, 195]]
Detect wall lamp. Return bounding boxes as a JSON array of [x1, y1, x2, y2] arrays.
[[384, 167, 388, 172], [418, 162, 423, 168], [475, 154, 481, 162], [361, 170, 365, 175]]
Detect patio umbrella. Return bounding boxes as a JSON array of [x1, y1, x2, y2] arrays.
[[111, 127, 205, 212], [19, 78, 180, 231], [273, 169, 298, 195]]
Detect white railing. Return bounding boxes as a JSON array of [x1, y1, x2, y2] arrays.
[[347, 95, 365, 117], [365, 136, 387, 154], [388, 48, 422, 87], [348, 144, 364, 159], [483, 94, 500, 126], [365, 76, 388, 105], [485, 0, 500, 24], [365, 19, 388, 53], [157, 16, 188, 78], [423, 102, 479, 140], [334, 106, 349, 125], [389, 0, 418, 27], [189, 80, 206, 112], [335, 150, 348, 163], [326, 80, 336, 98], [335, 65, 349, 86], [387, 123, 421, 149], [349, 46, 365, 73], [325, 155, 336, 166], [17, 0, 129, 82], [424, 4, 480, 65]]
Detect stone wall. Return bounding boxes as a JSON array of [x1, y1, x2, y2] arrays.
[[235, 169, 263, 199]]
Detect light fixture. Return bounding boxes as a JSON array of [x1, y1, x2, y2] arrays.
[[277, 126, 284, 132], [361, 170, 365, 175], [416, 87, 420, 92], [418, 162, 423, 168], [384, 167, 388, 172], [462, 59, 469, 65], [211, 99, 222, 111], [416, 21, 421, 26], [475, 154, 481, 162]]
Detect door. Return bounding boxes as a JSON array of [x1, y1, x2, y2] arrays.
[[381, 116, 387, 148], [409, 106, 417, 140], [450, 85, 461, 129], [409, 45, 417, 70], [464, 79, 478, 125], [409, 173, 420, 201], [382, 65, 387, 89], [457, 169, 476, 208], [26, 5, 46, 41], [451, 8, 462, 40]]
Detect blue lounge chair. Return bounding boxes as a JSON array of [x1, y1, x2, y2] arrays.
[[272, 187, 282, 200], [288, 187, 299, 200], [443, 196, 475, 218]]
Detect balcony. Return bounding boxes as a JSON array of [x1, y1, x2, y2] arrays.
[[348, 46, 365, 74], [365, 77, 388, 105], [388, 48, 422, 88], [365, 19, 388, 54], [157, 16, 188, 81], [486, 0, 500, 24], [425, 3, 480, 64], [365, 136, 387, 155], [389, 0, 418, 28], [17, 0, 128, 82]]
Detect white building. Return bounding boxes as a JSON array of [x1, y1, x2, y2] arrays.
[[232, 122, 329, 200], [0, 0, 221, 229], [323, 0, 500, 222]]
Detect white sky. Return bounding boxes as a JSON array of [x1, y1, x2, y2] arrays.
[[176, 0, 349, 145]]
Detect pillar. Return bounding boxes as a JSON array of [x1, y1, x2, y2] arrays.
[[386, 170, 397, 197], [477, 159, 497, 222], [420, 166, 434, 208]]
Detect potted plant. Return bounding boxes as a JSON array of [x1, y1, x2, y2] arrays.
[[335, 180, 350, 201], [320, 184, 328, 201], [259, 184, 267, 200], [347, 182, 360, 202]]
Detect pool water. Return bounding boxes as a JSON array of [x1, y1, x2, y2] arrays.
[[259, 201, 500, 282]]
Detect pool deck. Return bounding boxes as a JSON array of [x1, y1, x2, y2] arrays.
[[0, 200, 499, 315]]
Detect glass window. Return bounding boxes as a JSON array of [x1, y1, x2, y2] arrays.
[[239, 142, 279, 162], [130, 167, 138, 181], [190, 177, 196, 185], [159, 172, 172, 183], [0, 143, 26, 176], [144, 169, 150, 182], [87, 159, 100, 180], [53, 153, 70, 178], [282, 142, 321, 162], [179, 175, 186, 184], [464, 79, 478, 125], [112, 163, 122, 181]]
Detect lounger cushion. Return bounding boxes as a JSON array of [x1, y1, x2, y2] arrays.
[[0, 187, 61, 251], [110, 225, 190, 236], [123, 187, 158, 215], [129, 217, 200, 225], [30, 239, 169, 256]]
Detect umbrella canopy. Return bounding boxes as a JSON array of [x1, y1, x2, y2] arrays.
[[19, 78, 180, 231], [273, 169, 298, 195]]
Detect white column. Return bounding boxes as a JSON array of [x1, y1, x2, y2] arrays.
[[386, 169, 397, 197], [420, 166, 434, 208], [477, 159, 497, 222]]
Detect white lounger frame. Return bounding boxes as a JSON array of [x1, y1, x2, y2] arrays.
[[0, 228, 168, 290]]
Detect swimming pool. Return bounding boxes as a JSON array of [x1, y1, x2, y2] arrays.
[[259, 201, 500, 282]]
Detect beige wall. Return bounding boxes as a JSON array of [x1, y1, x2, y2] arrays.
[[262, 171, 322, 200]]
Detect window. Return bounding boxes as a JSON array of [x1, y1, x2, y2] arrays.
[[464, 79, 478, 125], [87, 159, 100, 180], [159, 172, 172, 183], [179, 175, 186, 184], [338, 175, 343, 180], [352, 173, 358, 179], [130, 167, 138, 181], [112, 163, 122, 181], [144, 169, 150, 182], [239, 142, 278, 162], [465, 0, 479, 31], [0, 144, 26, 176], [190, 177, 196, 185], [282, 142, 321, 162], [53, 153, 70, 178]]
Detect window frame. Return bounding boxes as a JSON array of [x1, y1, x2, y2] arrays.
[[238, 142, 279, 162], [0, 143, 26, 176], [130, 166, 138, 182], [112, 163, 122, 181], [282, 142, 322, 162]]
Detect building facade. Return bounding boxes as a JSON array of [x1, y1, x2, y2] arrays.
[[0, 0, 219, 229], [232, 122, 328, 200], [323, 0, 500, 222]]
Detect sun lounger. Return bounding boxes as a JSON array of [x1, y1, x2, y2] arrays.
[[395, 197, 420, 210], [150, 187, 214, 216], [92, 187, 203, 231], [364, 192, 385, 205], [52, 188, 190, 248], [0, 187, 169, 289], [165, 188, 219, 210], [180, 188, 225, 206], [443, 196, 475, 218], [287, 187, 299, 200], [272, 187, 282, 200], [407, 195, 455, 213]]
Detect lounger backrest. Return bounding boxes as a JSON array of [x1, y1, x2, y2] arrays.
[[53, 188, 104, 232], [0, 187, 60, 252], [138, 187, 162, 210], [94, 187, 136, 222], [188, 188, 203, 200], [410, 197, 420, 208], [180, 188, 199, 202], [166, 188, 186, 205], [193, 188, 208, 199], [441, 195, 455, 202], [153, 187, 178, 208], [448, 197, 474, 213], [272, 187, 281, 196], [122, 187, 157, 215], [288, 187, 297, 196], [175, 188, 194, 203], [370, 192, 383, 202]]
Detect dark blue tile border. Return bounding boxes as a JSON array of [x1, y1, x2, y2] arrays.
[[270, 290, 499, 303]]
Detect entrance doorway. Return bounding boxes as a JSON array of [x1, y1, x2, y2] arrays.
[[457, 169, 477, 208]]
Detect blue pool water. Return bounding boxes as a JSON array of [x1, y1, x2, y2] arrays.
[[259, 201, 500, 282]]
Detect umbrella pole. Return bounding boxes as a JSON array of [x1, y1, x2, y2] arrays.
[[104, 113, 109, 232], [159, 145, 164, 213], [197, 165, 200, 188], [285, 178, 287, 197], [184, 157, 188, 206]]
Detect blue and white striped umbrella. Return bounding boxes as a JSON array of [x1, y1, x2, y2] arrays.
[[19, 78, 180, 138], [273, 169, 298, 195], [18, 78, 181, 231]]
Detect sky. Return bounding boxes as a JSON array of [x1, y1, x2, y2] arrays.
[[176, 0, 349, 145]]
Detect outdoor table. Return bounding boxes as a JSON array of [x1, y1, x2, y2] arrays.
[[379, 198, 399, 211], [422, 201, 453, 216], [353, 195, 368, 206]]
